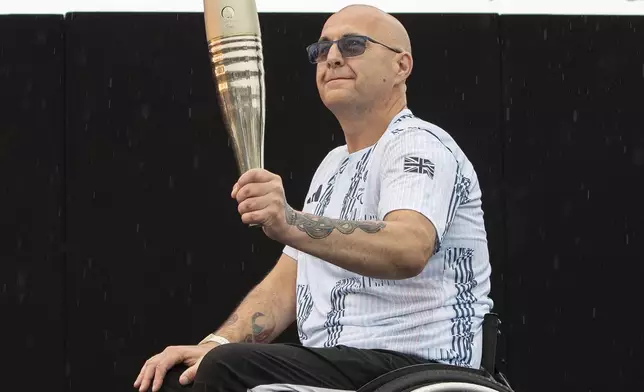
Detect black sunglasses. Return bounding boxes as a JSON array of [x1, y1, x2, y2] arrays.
[[306, 35, 402, 64]]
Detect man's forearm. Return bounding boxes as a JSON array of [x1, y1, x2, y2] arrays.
[[211, 284, 291, 344], [282, 205, 432, 280]]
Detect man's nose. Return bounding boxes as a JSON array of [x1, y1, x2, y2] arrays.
[[325, 43, 344, 68]]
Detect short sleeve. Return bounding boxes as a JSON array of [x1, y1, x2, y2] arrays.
[[282, 245, 299, 261], [378, 129, 458, 245]]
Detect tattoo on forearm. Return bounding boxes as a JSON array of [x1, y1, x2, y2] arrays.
[[242, 312, 274, 343], [285, 205, 385, 239], [223, 313, 238, 326]]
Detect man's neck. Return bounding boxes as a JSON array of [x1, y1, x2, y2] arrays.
[[337, 99, 407, 154]]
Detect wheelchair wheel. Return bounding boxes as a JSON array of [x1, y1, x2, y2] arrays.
[[410, 384, 504, 392], [368, 368, 513, 392]]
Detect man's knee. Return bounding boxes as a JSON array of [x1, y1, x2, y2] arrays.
[[195, 343, 253, 382]]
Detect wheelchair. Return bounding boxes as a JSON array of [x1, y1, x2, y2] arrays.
[[357, 313, 515, 392]]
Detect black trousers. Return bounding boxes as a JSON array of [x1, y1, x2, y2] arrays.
[[159, 343, 430, 392]]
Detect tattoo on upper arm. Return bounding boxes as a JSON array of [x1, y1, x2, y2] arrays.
[[242, 312, 274, 343], [285, 205, 386, 239]]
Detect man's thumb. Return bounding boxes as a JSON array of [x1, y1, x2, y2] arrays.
[[179, 365, 197, 385]]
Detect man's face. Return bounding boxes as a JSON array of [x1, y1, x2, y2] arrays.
[[313, 10, 398, 112]]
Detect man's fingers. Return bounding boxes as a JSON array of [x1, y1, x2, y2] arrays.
[[134, 345, 212, 392], [179, 362, 199, 385], [237, 168, 275, 189], [138, 360, 158, 392], [150, 353, 183, 392], [151, 364, 169, 392], [238, 195, 270, 215], [235, 182, 275, 203], [133, 365, 144, 388], [241, 210, 266, 225], [135, 347, 184, 392], [134, 356, 155, 388]]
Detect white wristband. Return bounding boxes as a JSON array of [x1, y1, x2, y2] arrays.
[[199, 334, 230, 346]]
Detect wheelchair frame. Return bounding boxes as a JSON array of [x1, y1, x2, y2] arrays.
[[356, 313, 515, 392]]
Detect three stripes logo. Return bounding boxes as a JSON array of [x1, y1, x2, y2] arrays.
[[307, 184, 323, 204], [403, 156, 435, 179]]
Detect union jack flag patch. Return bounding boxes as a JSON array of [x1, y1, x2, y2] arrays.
[[403, 156, 435, 178]]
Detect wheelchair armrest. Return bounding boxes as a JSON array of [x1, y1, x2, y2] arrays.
[[481, 312, 501, 375]]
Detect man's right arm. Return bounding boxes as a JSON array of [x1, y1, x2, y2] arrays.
[[205, 252, 297, 344]]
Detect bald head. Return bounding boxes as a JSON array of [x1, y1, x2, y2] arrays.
[[313, 4, 413, 120], [327, 4, 411, 54]]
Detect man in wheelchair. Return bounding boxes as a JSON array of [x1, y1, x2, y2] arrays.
[[134, 4, 512, 392]]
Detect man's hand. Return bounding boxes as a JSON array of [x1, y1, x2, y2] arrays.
[[232, 168, 291, 241], [133, 342, 218, 392]]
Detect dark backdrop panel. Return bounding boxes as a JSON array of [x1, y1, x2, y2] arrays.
[[64, 12, 297, 392], [502, 15, 644, 391], [0, 15, 66, 392], [65, 12, 501, 392]]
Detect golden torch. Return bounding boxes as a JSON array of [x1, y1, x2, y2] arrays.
[[203, 0, 265, 175]]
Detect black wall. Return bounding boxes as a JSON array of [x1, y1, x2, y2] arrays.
[[0, 14, 66, 392], [1, 12, 642, 392], [501, 15, 644, 391]]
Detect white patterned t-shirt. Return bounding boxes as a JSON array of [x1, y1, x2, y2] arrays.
[[283, 108, 494, 369]]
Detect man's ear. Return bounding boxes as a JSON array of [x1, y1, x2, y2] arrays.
[[395, 52, 413, 84]]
